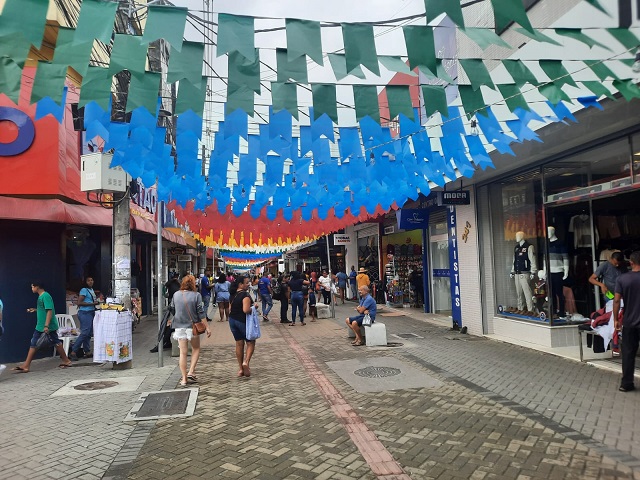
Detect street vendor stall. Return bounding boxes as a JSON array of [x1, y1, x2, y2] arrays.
[[93, 310, 133, 364]]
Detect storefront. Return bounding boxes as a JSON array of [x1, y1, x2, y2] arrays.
[[382, 221, 424, 308]]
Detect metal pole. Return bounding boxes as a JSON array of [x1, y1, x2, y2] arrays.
[[157, 200, 164, 367], [325, 235, 335, 318]]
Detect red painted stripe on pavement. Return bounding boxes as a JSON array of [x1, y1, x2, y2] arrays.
[[281, 332, 411, 479]]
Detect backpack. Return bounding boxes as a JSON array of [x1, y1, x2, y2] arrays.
[[272, 280, 282, 299]]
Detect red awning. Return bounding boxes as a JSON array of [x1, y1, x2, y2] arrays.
[[0, 197, 186, 245]]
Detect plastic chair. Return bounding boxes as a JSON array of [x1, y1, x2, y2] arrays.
[[53, 314, 78, 357]]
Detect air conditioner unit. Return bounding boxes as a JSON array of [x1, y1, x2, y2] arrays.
[[81, 152, 129, 193], [177, 255, 192, 262]]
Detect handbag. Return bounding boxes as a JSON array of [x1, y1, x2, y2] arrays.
[[362, 313, 372, 327], [246, 305, 261, 341], [35, 331, 52, 349], [182, 291, 207, 336]]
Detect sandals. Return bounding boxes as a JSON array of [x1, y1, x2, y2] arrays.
[[300, 322, 306, 326], [352, 341, 364, 347], [289, 323, 296, 326], [11, 366, 29, 373], [58, 363, 73, 368], [187, 374, 197, 382]]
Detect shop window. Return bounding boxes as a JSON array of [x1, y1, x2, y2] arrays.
[[543, 139, 632, 203], [486, 169, 549, 322], [632, 133, 640, 184]]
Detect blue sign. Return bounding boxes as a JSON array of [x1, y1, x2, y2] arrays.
[[0, 106, 35, 156], [396, 209, 429, 230], [447, 206, 462, 326]]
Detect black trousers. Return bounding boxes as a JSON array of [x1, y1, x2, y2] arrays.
[[621, 326, 640, 388], [550, 272, 565, 316], [280, 297, 289, 322], [321, 289, 331, 304]]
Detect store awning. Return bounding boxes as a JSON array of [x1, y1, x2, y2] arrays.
[[0, 197, 185, 245], [165, 227, 198, 248]]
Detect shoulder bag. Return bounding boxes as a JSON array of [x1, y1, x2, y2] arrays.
[[183, 291, 207, 335], [362, 313, 372, 326], [246, 305, 261, 341]]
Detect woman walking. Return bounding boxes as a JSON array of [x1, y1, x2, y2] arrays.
[[288, 271, 310, 326], [229, 275, 258, 377], [278, 274, 290, 323], [214, 273, 231, 322], [170, 275, 211, 386]]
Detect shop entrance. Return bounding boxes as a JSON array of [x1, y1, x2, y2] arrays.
[[428, 212, 452, 315], [546, 188, 640, 318]]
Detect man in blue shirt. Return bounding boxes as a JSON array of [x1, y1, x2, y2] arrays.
[[200, 269, 213, 321], [345, 285, 377, 346], [348, 266, 357, 300], [258, 272, 273, 321], [70, 277, 100, 360]]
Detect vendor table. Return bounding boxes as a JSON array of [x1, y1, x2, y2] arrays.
[[93, 310, 133, 364]]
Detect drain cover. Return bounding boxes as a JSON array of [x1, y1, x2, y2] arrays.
[[74, 380, 119, 391], [354, 366, 401, 378], [396, 333, 420, 339], [136, 391, 191, 417]]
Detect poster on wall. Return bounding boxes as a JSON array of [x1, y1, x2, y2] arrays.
[[501, 183, 542, 241]]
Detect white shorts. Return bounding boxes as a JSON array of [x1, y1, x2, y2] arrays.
[[172, 328, 193, 341]]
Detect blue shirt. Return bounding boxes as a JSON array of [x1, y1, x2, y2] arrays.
[[359, 294, 377, 320], [78, 287, 97, 311], [200, 276, 211, 297], [349, 270, 357, 284], [258, 277, 271, 295], [336, 272, 348, 287]]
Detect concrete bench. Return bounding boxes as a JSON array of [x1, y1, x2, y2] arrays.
[[316, 303, 331, 319], [347, 325, 366, 339], [364, 322, 387, 346]]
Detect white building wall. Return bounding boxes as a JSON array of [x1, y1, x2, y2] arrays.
[[454, 186, 484, 336], [343, 225, 358, 273]]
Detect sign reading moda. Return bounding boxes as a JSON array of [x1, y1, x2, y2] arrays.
[[333, 234, 352, 245], [437, 191, 471, 206]]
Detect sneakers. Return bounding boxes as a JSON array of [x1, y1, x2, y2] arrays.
[[619, 385, 635, 392]]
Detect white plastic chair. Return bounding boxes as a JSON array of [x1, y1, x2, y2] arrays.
[[53, 314, 78, 356]]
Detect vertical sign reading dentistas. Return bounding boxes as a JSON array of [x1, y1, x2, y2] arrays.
[[447, 206, 462, 327]]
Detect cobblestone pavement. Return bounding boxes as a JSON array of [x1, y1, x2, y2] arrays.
[[2, 302, 640, 479]]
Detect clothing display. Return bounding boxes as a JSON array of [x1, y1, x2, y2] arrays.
[[548, 239, 569, 275], [550, 272, 565, 316], [514, 274, 534, 311], [569, 214, 598, 248], [597, 216, 621, 240]]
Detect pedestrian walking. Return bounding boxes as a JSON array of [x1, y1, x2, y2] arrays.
[[229, 275, 258, 377], [69, 277, 100, 360], [345, 285, 377, 346], [614, 250, 640, 392], [277, 274, 290, 323], [200, 268, 213, 321], [214, 273, 231, 322], [288, 272, 310, 326], [308, 284, 317, 322], [13, 280, 72, 373], [336, 269, 348, 304], [170, 275, 211, 386], [258, 272, 273, 321], [151, 272, 181, 352]]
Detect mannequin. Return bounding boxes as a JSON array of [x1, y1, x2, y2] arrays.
[[510, 231, 537, 314], [547, 226, 569, 317]]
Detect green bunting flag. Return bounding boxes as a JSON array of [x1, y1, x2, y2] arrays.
[[52, 27, 93, 77], [141, 5, 188, 51], [497, 84, 529, 112], [555, 28, 610, 50], [109, 34, 149, 77], [176, 77, 208, 116], [0, 0, 49, 46], [127, 71, 161, 113], [461, 28, 512, 50], [385, 85, 413, 120], [538, 83, 571, 105], [378, 56, 416, 76], [539, 60, 577, 89], [328, 54, 366, 81], [606, 28, 640, 50], [342, 23, 380, 76], [458, 85, 488, 117], [168, 41, 205, 86], [227, 50, 261, 94], [424, 0, 464, 28], [0, 52, 23, 103], [584, 0, 610, 15], [515, 28, 562, 46], [79, 66, 113, 109], [286, 19, 323, 65], [490, 0, 534, 34], [353, 85, 380, 123], [74, 0, 118, 45], [312, 84, 338, 122], [0, 32, 31, 69], [612, 80, 640, 101], [580, 80, 614, 99], [276, 48, 308, 83], [226, 84, 254, 116], [459, 59, 495, 90], [502, 60, 539, 87], [403, 26, 437, 75], [421, 84, 448, 118], [585, 60, 618, 81], [30, 63, 68, 104], [217, 13, 255, 61], [271, 82, 299, 119]]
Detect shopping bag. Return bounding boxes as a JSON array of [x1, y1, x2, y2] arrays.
[[246, 306, 261, 341], [362, 314, 372, 327], [35, 331, 52, 350]]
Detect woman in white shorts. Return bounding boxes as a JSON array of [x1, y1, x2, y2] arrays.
[[170, 275, 211, 386]]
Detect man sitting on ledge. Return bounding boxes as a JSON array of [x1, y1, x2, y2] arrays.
[[345, 285, 377, 347]]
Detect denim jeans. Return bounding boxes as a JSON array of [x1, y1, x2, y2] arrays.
[[290, 291, 304, 323], [260, 293, 273, 317], [73, 310, 95, 353]]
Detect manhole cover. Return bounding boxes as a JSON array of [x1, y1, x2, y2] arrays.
[[74, 380, 119, 391], [396, 333, 420, 339], [354, 366, 401, 378], [384, 342, 404, 347], [136, 391, 191, 417]]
